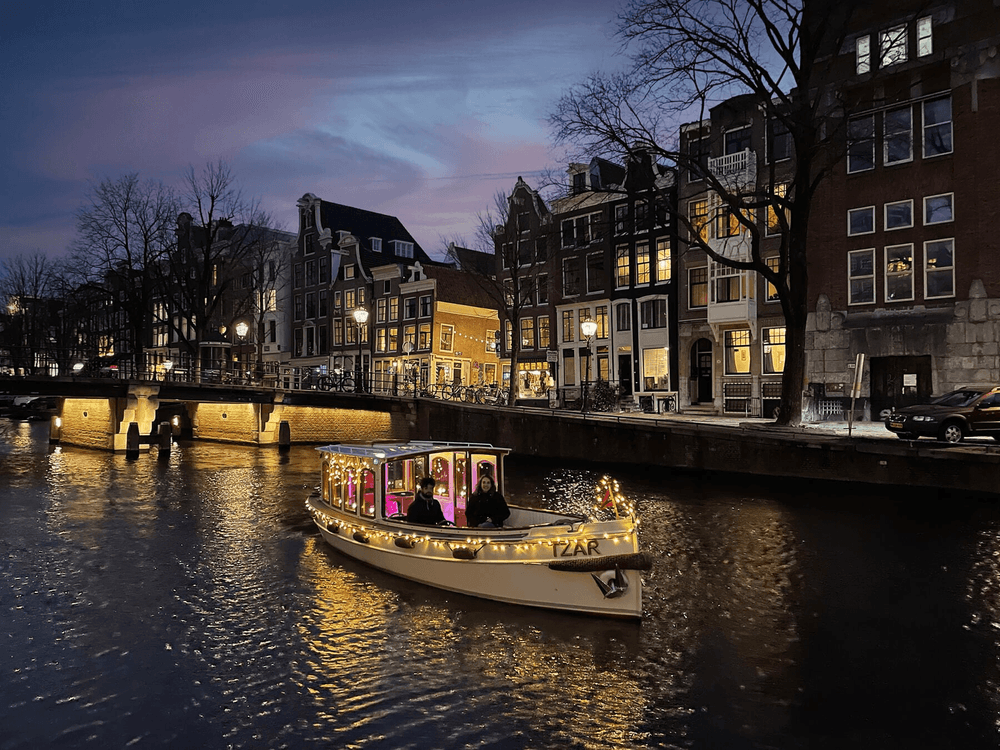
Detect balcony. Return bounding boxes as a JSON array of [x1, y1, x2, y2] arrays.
[[708, 149, 756, 192], [707, 261, 757, 342]]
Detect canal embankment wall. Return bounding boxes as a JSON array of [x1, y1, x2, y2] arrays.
[[417, 400, 1000, 496]]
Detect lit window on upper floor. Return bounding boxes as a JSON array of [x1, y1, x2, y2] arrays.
[[880, 25, 907, 67], [856, 35, 871, 74], [917, 17, 933, 57]]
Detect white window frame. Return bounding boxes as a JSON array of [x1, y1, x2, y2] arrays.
[[848, 248, 876, 305], [917, 17, 933, 57], [923, 96, 953, 158], [884, 244, 915, 303], [847, 115, 875, 173], [879, 25, 908, 67], [371, 237, 382, 253], [924, 238, 955, 300], [847, 206, 876, 236], [562, 257, 582, 297], [439, 323, 455, 353], [884, 200, 913, 231], [923, 193, 954, 225], [856, 35, 871, 74], [883, 106, 913, 165]]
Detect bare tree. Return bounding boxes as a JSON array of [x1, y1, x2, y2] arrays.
[[551, 0, 867, 424], [0, 252, 58, 374], [71, 173, 178, 371], [447, 187, 562, 406], [154, 160, 279, 375]]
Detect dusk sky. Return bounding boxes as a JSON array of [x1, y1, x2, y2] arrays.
[[1, 1, 627, 265]]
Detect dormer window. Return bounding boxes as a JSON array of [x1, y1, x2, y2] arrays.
[[303, 208, 314, 229], [371, 237, 382, 253], [337, 230, 350, 242], [572, 171, 587, 195], [392, 241, 414, 259]]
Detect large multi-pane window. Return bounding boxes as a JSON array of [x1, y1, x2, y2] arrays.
[[885, 244, 914, 302], [376, 328, 388, 353], [419, 295, 432, 316], [766, 184, 789, 236], [762, 327, 786, 374], [917, 16, 933, 57], [587, 253, 604, 293], [561, 310, 575, 343], [388, 327, 399, 351], [439, 324, 454, 352], [689, 200, 709, 242], [848, 115, 875, 172], [306, 293, 317, 319], [640, 299, 667, 329], [689, 267, 708, 308], [715, 205, 742, 238], [714, 268, 742, 303], [636, 242, 650, 285], [884, 106, 912, 165], [925, 239, 955, 299], [333, 318, 343, 345], [562, 257, 582, 296], [538, 317, 550, 349], [403, 325, 416, 348], [642, 348, 669, 391], [769, 117, 792, 161], [376, 298, 387, 322], [345, 289, 356, 310], [923, 96, 953, 157], [404, 297, 417, 319], [879, 25, 907, 67], [536, 274, 548, 304], [765, 256, 781, 302], [848, 249, 875, 305], [725, 126, 751, 154], [614, 205, 628, 234], [563, 349, 576, 386], [656, 239, 671, 282], [616, 303, 631, 332], [615, 245, 630, 288], [686, 134, 709, 182], [724, 330, 751, 375], [389, 298, 399, 321], [418, 323, 431, 349], [520, 318, 536, 349], [596, 305, 608, 339], [319, 290, 328, 317]]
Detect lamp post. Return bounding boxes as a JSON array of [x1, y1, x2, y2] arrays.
[[402, 340, 414, 396], [235, 320, 249, 383], [352, 308, 369, 393], [581, 319, 597, 413]]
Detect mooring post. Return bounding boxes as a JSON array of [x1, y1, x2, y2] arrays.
[[278, 420, 290, 452], [125, 422, 140, 460], [157, 421, 172, 456]]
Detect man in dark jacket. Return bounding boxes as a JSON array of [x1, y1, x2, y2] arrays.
[[406, 476, 445, 525]]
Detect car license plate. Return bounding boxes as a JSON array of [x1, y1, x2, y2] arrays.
[[890, 421, 904, 429]]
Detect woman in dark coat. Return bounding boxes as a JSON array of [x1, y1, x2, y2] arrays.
[[466, 474, 510, 528]]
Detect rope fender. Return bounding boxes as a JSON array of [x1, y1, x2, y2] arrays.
[[548, 551, 653, 573]]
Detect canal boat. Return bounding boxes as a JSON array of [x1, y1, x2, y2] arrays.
[[305, 441, 649, 619]]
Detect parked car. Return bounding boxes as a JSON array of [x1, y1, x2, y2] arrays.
[[884, 386, 1000, 443]]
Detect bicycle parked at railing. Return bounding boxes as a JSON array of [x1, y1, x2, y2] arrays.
[[316, 371, 356, 392]]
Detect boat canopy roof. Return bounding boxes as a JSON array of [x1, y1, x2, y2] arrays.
[[316, 441, 510, 461]]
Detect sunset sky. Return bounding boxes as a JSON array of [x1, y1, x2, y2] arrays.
[[1, 1, 626, 263]]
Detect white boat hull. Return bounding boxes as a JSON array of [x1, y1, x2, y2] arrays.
[[308, 495, 644, 619]]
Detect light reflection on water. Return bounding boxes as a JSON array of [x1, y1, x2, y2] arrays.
[[2, 422, 1000, 748]]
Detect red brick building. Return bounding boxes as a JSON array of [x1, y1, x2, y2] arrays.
[[806, 0, 1000, 418]]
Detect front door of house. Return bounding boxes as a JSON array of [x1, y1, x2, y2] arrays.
[[618, 354, 633, 397], [691, 339, 713, 403], [869, 355, 932, 417]]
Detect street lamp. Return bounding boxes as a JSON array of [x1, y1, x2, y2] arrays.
[[402, 340, 414, 396], [352, 308, 369, 392], [581, 319, 597, 412], [234, 321, 249, 383]]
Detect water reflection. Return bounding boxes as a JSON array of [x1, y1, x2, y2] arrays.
[[4, 429, 1000, 747]]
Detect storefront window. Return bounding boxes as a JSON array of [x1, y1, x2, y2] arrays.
[[517, 361, 550, 398], [642, 347, 669, 390], [724, 330, 751, 375]]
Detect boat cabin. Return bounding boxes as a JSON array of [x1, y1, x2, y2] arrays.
[[318, 442, 510, 526]]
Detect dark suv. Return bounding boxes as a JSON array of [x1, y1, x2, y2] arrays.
[[884, 387, 1000, 443]]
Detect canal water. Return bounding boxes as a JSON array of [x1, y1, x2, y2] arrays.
[[3, 420, 1000, 749]]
